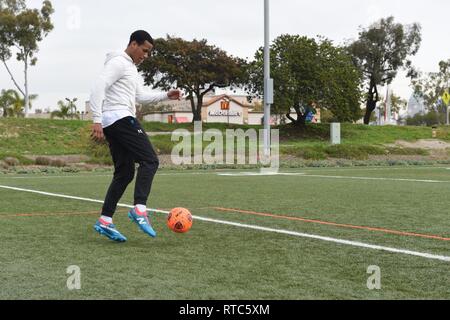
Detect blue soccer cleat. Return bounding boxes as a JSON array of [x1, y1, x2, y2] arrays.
[[94, 219, 127, 242], [128, 207, 157, 238]]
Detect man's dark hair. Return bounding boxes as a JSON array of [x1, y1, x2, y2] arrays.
[[129, 30, 154, 46]]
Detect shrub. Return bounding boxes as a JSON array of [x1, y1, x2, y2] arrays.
[[4, 157, 20, 166], [406, 111, 446, 126], [0, 160, 9, 169], [35, 157, 52, 166], [325, 145, 385, 160], [62, 167, 80, 173], [307, 160, 332, 167], [386, 147, 428, 156], [50, 159, 67, 167]]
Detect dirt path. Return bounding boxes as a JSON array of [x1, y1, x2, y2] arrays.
[[388, 139, 450, 150]]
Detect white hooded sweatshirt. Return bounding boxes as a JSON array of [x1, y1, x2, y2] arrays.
[[89, 52, 168, 128]]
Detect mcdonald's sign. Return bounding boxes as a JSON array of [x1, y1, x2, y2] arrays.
[[221, 100, 230, 110]]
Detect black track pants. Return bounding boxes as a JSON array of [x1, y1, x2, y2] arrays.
[[101, 117, 159, 217]]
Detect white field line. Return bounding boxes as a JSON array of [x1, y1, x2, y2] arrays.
[[0, 185, 168, 214], [217, 172, 450, 183], [297, 166, 450, 172], [299, 174, 450, 183], [2, 171, 450, 183], [1, 166, 449, 180], [305, 166, 450, 171], [5, 173, 448, 183], [0, 184, 449, 263]]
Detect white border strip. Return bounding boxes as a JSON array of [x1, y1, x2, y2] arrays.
[[300, 174, 449, 183], [0, 185, 167, 215], [217, 172, 450, 183], [1, 184, 449, 263]]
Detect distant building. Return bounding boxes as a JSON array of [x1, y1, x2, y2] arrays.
[[84, 101, 93, 120], [85, 94, 311, 125], [28, 113, 52, 119]]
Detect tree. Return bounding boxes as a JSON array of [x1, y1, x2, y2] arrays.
[[139, 36, 248, 122], [348, 16, 421, 124], [0, 89, 15, 117], [65, 97, 78, 115], [406, 110, 445, 126], [247, 35, 363, 127], [411, 59, 450, 114], [0, 88, 37, 117], [0, 0, 54, 117], [51, 99, 79, 120], [389, 92, 408, 115]]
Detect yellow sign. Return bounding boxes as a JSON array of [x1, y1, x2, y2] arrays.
[[443, 90, 450, 106]]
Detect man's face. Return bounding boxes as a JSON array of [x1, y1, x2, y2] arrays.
[[129, 40, 153, 65]]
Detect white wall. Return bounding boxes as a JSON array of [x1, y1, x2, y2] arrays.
[[144, 113, 166, 123], [143, 112, 193, 123], [248, 113, 264, 125]]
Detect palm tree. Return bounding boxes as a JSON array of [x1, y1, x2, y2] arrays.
[[51, 100, 70, 119], [65, 98, 79, 119], [0, 89, 37, 117], [51, 99, 79, 120], [0, 89, 15, 117]]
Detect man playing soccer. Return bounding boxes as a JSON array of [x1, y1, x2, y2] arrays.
[[89, 30, 181, 242]]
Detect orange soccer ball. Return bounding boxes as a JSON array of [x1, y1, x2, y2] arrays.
[[167, 208, 193, 233]]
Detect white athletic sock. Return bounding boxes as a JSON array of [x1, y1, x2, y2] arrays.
[[100, 216, 113, 224], [136, 204, 147, 213]]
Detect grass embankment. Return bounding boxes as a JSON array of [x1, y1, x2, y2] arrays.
[[278, 124, 450, 160], [1, 118, 449, 166]]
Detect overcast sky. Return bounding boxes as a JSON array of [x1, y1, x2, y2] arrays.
[[1, 0, 449, 112]]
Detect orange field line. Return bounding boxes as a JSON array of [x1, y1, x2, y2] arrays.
[[212, 207, 450, 242]]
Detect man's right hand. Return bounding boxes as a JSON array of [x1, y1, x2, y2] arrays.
[[91, 123, 104, 141]]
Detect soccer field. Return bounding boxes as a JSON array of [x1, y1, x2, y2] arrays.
[[0, 166, 449, 300]]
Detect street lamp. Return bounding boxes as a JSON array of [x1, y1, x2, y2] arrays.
[[263, 0, 274, 157]]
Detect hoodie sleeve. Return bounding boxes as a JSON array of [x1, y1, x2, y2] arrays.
[[89, 58, 126, 123], [135, 81, 168, 105]]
